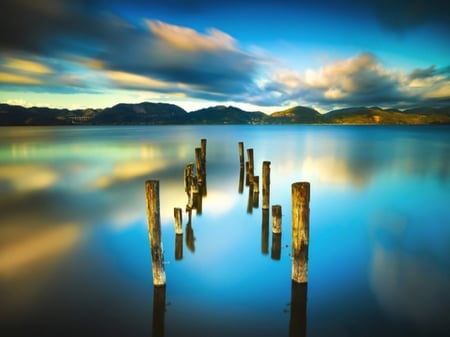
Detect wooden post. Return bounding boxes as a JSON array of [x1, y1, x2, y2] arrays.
[[174, 207, 183, 234], [184, 163, 193, 196], [195, 147, 203, 183], [253, 176, 259, 208], [145, 180, 166, 286], [200, 138, 207, 166], [238, 141, 245, 167], [292, 182, 310, 284], [247, 148, 254, 183], [272, 205, 282, 233], [262, 161, 271, 209], [191, 176, 199, 211], [245, 161, 250, 186], [200, 139, 207, 189]]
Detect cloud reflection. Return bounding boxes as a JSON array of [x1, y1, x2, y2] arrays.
[[0, 224, 82, 277], [369, 213, 450, 330]]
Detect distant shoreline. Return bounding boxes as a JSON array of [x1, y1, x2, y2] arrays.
[[1, 102, 449, 126]]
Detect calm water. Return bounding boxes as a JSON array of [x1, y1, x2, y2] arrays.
[[0, 125, 449, 337]]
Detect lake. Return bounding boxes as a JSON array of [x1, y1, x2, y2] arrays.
[[0, 125, 449, 337]]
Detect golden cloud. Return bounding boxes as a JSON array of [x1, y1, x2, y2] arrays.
[[147, 20, 237, 52]]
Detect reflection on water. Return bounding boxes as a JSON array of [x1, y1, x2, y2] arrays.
[[0, 125, 449, 337]]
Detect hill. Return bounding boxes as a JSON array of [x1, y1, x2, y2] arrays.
[[187, 105, 268, 124], [270, 106, 322, 123]]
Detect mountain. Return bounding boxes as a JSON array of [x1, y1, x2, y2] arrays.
[[270, 106, 322, 123], [94, 102, 188, 124], [1, 102, 449, 125], [323, 106, 450, 124], [187, 105, 268, 124]]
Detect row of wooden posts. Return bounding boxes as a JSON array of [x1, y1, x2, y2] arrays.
[[145, 138, 310, 287]]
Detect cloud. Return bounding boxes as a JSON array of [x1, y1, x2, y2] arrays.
[[373, 0, 450, 33], [0, 72, 42, 85], [147, 20, 237, 52], [1, 0, 448, 110]]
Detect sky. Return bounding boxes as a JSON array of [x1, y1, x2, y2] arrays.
[[0, 0, 449, 113]]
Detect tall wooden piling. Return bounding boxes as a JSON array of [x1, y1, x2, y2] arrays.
[[174, 207, 183, 234], [262, 161, 271, 209], [247, 148, 254, 183], [253, 176, 260, 208], [291, 182, 310, 284], [184, 163, 193, 196], [195, 147, 203, 182], [200, 138, 207, 166], [238, 141, 245, 167], [272, 205, 282, 233], [145, 180, 166, 286]]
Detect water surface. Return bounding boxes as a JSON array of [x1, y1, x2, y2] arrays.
[[0, 125, 449, 337]]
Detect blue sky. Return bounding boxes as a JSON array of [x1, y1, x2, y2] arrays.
[[0, 0, 449, 112]]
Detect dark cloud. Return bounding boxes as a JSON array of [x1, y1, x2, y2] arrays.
[[0, 0, 263, 100], [374, 0, 450, 32]]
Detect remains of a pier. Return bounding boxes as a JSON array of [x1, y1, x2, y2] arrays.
[[145, 180, 166, 286], [291, 182, 310, 284]]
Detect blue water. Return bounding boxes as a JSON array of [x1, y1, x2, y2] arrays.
[[0, 125, 449, 337]]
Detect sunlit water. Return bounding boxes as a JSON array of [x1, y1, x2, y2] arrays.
[[0, 125, 449, 337]]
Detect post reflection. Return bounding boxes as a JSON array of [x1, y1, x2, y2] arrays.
[[271, 233, 281, 261], [238, 167, 244, 194], [175, 234, 183, 261], [152, 286, 166, 337], [247, 183, 254, 214], [261, 209, 269, 255], [185, 210, 195, 253], [289, 281, 307, 337]]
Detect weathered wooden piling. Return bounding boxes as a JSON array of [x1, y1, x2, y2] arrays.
[[238, 141, 245, 167], [174, 207, 183, 234], [247, 148, 254, 183], [195, 147, 203, 182], [262, 161, 271, 209], [252, 176, 260, 208], [200, 138, 207, 166], [253, 176, 259, 193], [272, 205, 282, 233], [245, 161, 250, 186], [184, 163, 193, 196], [190, 176, 199, 211], [291, 182, 310, 284], [145, 180, 166, 286]]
